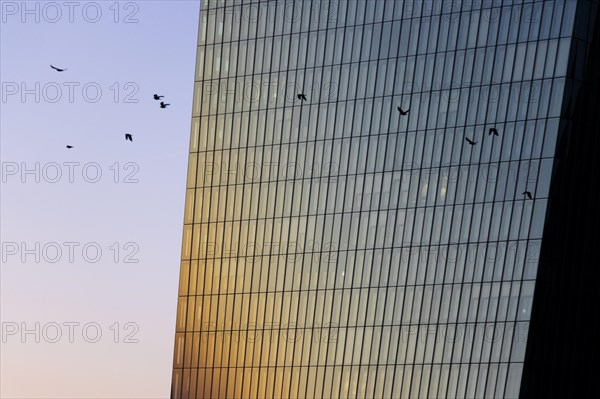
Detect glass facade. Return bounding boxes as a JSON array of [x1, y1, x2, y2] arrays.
[[172, 1, 582, 398]]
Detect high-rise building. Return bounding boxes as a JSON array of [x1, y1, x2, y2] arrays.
[[172, 1, 600, 398]]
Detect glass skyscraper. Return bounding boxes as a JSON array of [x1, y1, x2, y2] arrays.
[[172, 1, 600, 398]]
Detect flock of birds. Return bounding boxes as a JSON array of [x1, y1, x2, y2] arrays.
[[153, 93, 171, 109], [49, 64, 170, 146], [51, 64, 532, 200], [393, 106, 533, 200]]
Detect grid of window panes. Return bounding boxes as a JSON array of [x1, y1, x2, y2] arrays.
[[172, 1, 578, 398]]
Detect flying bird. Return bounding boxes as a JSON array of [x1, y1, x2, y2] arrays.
[[125, 134, 133, 141], [297, 94, 307, 101], [397, 106, 410, 115], [160, 102, 170, 108], [523, 191, 533, 200], [66, 145, 73, 149], [50, 65, 67, 72], [489, 128, 499, 136], [465, 137, 477, 146], [153, 94, 164, 100]]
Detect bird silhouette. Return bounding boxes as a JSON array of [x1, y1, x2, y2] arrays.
[[125, 134, 133, 141], [160, 102, 170, 108], [50, 65, 67, 72], [523, 191, 533, 200], [397, 106, 410, 115], [489, 128, 499, 136], [465, 137, 477, 146], [297, 94, 307, 101], [66, 145, 73, 149], [153, 94, 164, 100]]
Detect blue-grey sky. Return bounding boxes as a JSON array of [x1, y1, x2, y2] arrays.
[[1, 1, 200, 397]]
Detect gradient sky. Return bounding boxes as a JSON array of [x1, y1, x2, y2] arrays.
[[0, 1, 201, 397]]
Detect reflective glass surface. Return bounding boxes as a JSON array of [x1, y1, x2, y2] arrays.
[[173, 1, 579, 398]]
